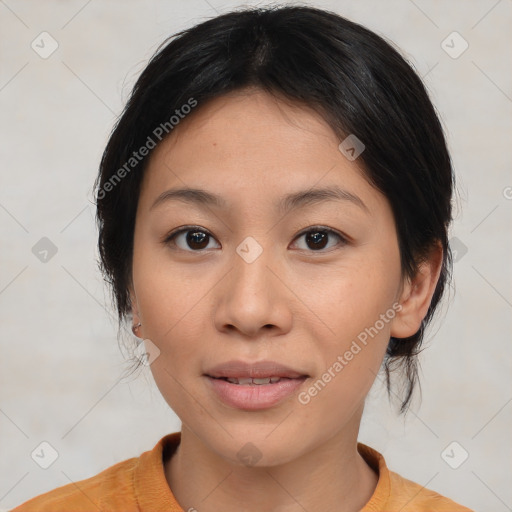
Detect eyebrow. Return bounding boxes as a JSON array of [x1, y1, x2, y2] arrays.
[[150, 185, 369, 214]]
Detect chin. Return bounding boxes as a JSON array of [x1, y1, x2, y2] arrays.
[[202, 429, 308, 469]]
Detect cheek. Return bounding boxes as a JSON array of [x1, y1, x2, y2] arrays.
[[307, 255, 401, 344], [131, 240, 210, 359], [132, 248, 209, 417], [301, 252, 401, 396], [296, 277, 395, 428]]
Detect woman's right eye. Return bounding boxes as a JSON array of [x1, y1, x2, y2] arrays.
[[164, 227, 221, 252]]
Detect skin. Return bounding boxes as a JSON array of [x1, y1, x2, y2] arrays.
[[129, 88, 443, 512]]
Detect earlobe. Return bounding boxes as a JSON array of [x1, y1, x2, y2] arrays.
[[390, 243, 443, 339], [129, 288, 144, 338]]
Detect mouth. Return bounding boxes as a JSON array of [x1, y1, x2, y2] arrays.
[[204, 360, 309, 410], [204, 359, 308, 380], [210, 376, 298, 385]]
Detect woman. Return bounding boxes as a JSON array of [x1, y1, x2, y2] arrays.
[[13, 5, 473, 511]]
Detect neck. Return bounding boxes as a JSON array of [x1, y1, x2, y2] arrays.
[[165, 412, 378, 512]]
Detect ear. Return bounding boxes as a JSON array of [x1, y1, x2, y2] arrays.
[[390, 242, 444, 339]]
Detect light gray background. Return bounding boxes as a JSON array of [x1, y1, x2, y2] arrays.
[[1, 1, 511, 510]]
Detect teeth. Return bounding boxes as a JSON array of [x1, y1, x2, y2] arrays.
[[224, 377, 283, 385], [252, 378, 271, 385]]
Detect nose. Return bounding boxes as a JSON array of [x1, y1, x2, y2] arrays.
[[213, 242, 293, 339]]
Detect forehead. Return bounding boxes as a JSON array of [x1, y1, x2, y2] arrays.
[[138, 89, 384, 216], [155, 88, 339, 163]]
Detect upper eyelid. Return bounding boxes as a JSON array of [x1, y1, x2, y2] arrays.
[[294, 225, 345, 238], [164, 225, 215, 240]]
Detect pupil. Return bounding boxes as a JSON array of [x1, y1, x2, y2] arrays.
[[307, 231, 327, 250], [187, 231, 208, 249]]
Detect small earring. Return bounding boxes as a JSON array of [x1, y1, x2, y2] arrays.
[[132, 322, 142, 335]]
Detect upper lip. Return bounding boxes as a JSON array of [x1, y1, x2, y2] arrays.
[[205, 360, 308, 379]]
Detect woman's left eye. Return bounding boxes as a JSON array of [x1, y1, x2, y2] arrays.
[[291, 227, 347, 252]]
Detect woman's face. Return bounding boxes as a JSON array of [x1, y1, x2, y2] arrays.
[[130, 89, 407, 466]]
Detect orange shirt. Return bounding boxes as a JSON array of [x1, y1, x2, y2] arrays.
[[12, 432, 473, 511]]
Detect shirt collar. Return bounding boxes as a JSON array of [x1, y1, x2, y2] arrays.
[[133, 433, 391, 511]]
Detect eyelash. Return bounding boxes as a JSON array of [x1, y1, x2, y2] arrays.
[[162, 225, 349, 253]]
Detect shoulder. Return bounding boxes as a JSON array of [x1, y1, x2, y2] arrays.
[[357, 443, 474, 511], [10, 456, 140, 511], [11, 433, 181, 512], [387, 470, 474, 511]]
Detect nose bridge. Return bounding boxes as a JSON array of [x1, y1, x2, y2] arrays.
[[231, 236, 275, 307], [214, 236, 291, 337]]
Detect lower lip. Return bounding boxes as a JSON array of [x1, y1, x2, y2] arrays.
[[205, 376, 307, 410]]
